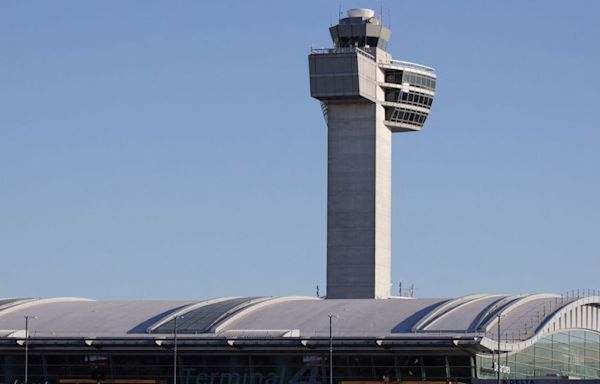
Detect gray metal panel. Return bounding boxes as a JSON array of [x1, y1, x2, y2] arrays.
[[330, 27, 338, 41], [350, 24, 367, 37], [425, 295, 506, 332], [0, 295, 586, 340], [0, 300, 196, 337], [491, 296, 572, 340], [365, 24, 383, 38], [221, 298, 446, 337], [153, 297, 263, 334], [309, 52, 377, 102], [309, 54, 361, 99]]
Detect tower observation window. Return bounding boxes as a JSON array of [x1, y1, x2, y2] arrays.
[[366, 37, 379, 47], [384, 89, 433, 108], [384, 89, 401, 102], [403, 72, 436, 91], [336, 36, 381, 48], [385, 107, 428, 125], [385, 70, 403, 84]]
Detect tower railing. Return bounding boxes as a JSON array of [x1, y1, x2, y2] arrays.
[[310, 47, 375, 60], [379, 58, 436, 74]]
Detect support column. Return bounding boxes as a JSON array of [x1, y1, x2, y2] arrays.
[[326, 102, 391, 299]]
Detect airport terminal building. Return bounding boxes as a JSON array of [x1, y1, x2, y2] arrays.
[[3, 8, 598, 384], [1, 294, 600, 384]]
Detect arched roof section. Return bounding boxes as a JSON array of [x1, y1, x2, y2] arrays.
[[145, 297, 242, 332], [0, 297, 94, 320], [415, 294, 506, 332], [218, 297, 446, 337], [0, 298, 36, 312], [0, 299, 193, 337], [211, 296, 320, 333], [412, 294, 483, 331], [471, 294, 524, 331], [477, 296, 600, 353], [1, 294, 598, 344], [150, 296, 271, 334]]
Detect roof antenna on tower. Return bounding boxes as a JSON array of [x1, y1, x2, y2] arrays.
[[338, 2, 343, 21]]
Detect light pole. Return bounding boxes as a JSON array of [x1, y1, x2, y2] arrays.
[[24, 315, 37, 384], [328, 314, 337, 384], [496, 314, 504, 384], [173, 315, 183, 384]]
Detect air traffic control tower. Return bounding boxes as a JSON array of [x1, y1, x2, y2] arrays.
[[309, 8, 437, 299]]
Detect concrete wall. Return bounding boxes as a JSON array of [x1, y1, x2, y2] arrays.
[[326, 102, 391, 299], [310, 47, 396, 300]]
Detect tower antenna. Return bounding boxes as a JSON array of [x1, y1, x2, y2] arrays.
[[338, 2, 343, 21]]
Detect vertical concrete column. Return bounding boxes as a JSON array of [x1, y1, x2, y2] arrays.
[[326, 102, 391, 299]]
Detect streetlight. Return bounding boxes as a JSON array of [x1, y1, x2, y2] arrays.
[[496, 314, 506, 384], [173, 315, 184, 384], [24, 315, 37, 384], [328, 314, 338, 384]]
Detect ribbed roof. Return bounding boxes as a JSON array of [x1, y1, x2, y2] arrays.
[[0, 294, 598, 354]]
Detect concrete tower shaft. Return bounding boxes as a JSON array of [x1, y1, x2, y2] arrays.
[[309, 9, 437, 299]]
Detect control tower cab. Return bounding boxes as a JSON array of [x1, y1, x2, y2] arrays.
[[309, 9, 436, 299], [310, 8, 436, 133], [329, 8, 390, 50]]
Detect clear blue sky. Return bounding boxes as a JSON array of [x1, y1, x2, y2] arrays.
[[1, 1, 599, 300]]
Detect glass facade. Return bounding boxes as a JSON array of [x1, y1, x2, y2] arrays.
[[384, 89, 433, 108], [384, 107, 428, 125], [384, 70, 404, 85], [477, 330, 600, 380], [382, 68, 435, 128], [0, 352, 472, 384], [383, 70, 436, 91], [335, 36, 386, 49], [2, 332, 599, 384]]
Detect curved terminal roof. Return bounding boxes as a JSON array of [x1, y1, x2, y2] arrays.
[[0, 294, 598, 353]]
